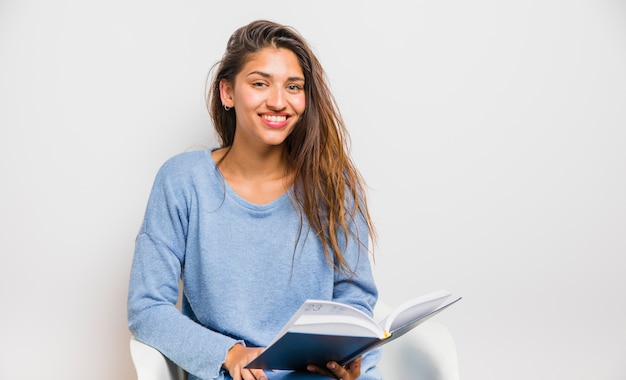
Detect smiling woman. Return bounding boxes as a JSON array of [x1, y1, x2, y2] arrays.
[[219, 47, 306, 152], [127, 20, 381, 380], [212, 47, 307, 205]]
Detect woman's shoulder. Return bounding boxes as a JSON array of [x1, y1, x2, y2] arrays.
[[155, 147, 216, 180], [162, 147, 213, 168]]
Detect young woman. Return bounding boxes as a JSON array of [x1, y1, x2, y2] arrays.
[[128, 20, 382, 380]]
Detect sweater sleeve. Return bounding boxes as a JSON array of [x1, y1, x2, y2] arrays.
[[331, 212, 383, 380], [127, 158, 239, 380]]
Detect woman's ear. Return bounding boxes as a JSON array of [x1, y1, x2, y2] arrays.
[[219, 80, 234, 108]]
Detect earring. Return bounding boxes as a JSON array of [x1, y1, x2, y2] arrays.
[[223, 105, 231, 111]]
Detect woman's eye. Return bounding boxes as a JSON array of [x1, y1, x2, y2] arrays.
[[287, 84, 302, 91], [253, 82, 266, 88]]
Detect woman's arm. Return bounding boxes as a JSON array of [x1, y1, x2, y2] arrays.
[[127, 157, 242, 380]]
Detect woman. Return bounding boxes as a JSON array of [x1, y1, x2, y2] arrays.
[[128, 20, 382, 380]]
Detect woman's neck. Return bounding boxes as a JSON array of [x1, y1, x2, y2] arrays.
[[212, 145, 293, 204]]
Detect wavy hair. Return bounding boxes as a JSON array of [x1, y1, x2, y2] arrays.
[[206, 20, 376, 275]]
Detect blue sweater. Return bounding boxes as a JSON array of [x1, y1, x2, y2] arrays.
[[128, 149, 382, 380]]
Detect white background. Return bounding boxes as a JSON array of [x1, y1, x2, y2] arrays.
[[1, 1, 625, 379]]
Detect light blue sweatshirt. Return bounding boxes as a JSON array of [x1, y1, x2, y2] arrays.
[[127, 149, 382, 380]]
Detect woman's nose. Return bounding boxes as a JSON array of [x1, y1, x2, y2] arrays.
[[266, 87, 286, 110]]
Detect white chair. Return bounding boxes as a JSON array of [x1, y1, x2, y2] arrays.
[[129, 302, 459, 380], [372, 302, 459, 380], [130, 334, 187, 380]]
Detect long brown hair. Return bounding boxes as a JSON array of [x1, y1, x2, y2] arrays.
[[206, 20, 376, 275]]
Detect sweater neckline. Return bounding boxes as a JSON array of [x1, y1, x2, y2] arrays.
[[204, 148, 292, 211]]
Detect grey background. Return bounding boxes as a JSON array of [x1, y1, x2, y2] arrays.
[[1, 1, 625, 379]]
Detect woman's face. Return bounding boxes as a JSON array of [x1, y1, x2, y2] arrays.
[[220, 47, 306, 149]]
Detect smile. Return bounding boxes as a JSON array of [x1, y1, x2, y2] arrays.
[[262, 114, 288, 123]]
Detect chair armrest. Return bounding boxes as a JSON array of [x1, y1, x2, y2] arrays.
[[374, 302, 459, 380], [129, 335, 184, 380]]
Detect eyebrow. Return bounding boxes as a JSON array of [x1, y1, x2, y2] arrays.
[[247, 70, 305, 82]]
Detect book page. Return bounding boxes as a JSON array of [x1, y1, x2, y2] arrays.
[[381, 290, 452, 333], [284, 300, 384, 338]]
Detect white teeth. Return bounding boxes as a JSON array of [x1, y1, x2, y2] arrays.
[[263, 115, 287, 122]]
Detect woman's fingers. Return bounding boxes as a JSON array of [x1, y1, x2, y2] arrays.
[[345, 356, 362, 373], [249, 368, 268, 380], [223, 344, 267, 380], [232, 365, 267, 380], [307, 356, 363, 380]]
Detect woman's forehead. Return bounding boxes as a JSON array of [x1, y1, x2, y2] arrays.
[[240, 47, 304, 78]]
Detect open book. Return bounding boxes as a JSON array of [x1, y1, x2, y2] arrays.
[[245, 289, 461, 371]]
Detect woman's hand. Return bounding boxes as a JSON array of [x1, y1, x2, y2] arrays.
[[223, 344, 267, 380], [307, 356, 362, 379]]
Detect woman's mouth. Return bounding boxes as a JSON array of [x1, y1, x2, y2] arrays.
[[261, 114, 289, 128]]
